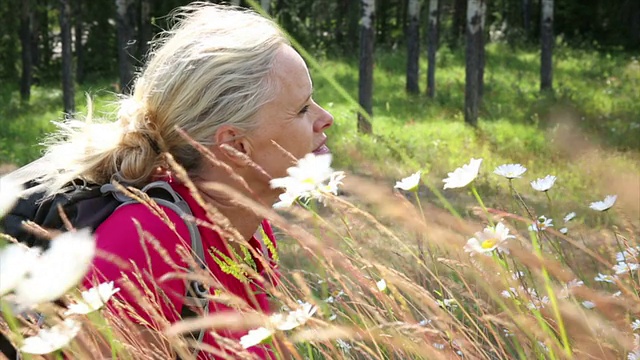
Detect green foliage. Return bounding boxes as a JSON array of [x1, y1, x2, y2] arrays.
[[309, 43, 639, 215]]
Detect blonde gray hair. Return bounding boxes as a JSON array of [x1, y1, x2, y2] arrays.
[[39, 3, 289, 192]]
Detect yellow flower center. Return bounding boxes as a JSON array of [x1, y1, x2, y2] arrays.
[[481, 238, 498, 250]]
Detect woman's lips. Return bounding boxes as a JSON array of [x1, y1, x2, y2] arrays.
[[312, 144, 330, 155]]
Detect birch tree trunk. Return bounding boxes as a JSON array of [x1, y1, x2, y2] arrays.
[[20, 0, 33, 102], [426, 0, 439, 98], [358, 0, 375, 134], [464, 0, 485, 126], [59, 0, 75, 114], [540, 0, 554, 91], [406, 0, 420, 94], [116, 0, 135, 93]]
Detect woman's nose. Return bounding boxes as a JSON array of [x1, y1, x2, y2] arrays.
[[314, 105, 334, 132]]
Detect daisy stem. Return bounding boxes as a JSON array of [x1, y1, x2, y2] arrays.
[[413, 191, 427, 225], [471, 185, 493, 226], [508, 179, 517, 213], [530, 231, 572, 357], [544, 191, 553, 217]]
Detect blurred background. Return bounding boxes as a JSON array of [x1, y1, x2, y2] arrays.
[[0, 0, 638, 218]]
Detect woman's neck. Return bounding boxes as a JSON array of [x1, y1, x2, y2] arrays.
[[192, 177, 274, 243]]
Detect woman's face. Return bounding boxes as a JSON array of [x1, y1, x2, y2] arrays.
[[246, 45, 334, 181]]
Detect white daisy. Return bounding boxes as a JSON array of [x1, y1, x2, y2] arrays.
[[20, 319, 81, 355], [240, 327, 274, 349], [272, 191, 299, 209], [589, 195, 617, 212], [613, 262, 640, 275], [493, 164, 527, 179], [581, 301, 596, 309], [613, 291, 622, 297], [632, 320, 640, 331], [65, 281, 120, 315], [376, 279, 387, 292], [270, 302, 317, 331], [442, 158, 483, 189], [530, 175, 557, 192], [594, 273, 616, 283], [559, 278, 584, 299], [324, 290, 344, 304], [629, 350, 640, 360], [501, 288, 516, 298], [336, 339, 352, 352], [527, 295, 550, 310], [559, 227, 568, 234], [564, 212, 576, 223], [438, 298, 457, 309], [616, 247, 640, 262], [14, 229, 96, 308], [0, 244, 41, 296], [528, 216, 553, 232], [394, 171, 421, 191], [464, 222, 515, 255], [270, 153, 344, 208]]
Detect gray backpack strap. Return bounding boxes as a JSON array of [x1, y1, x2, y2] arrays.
[[101, 181, 208, 355]]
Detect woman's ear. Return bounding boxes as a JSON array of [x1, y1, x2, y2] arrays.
[[214, 125, 252, 166]]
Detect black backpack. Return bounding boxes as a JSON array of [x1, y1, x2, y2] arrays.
[[0, 180, 209, 359]]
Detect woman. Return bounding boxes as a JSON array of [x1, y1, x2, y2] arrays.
[[24, 3, 333, 359]]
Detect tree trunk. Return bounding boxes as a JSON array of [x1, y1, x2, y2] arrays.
[[59, 0, 75, 115], [261, 0, 271, 15], [20, 0, 33, 102], [451, 0, 466, 47], [465, 0, 485, 127], [41, 0, 51, 69], [478, 0, 486, 101], [426, 0, 439, 98], [406, 0, 420, 94], [139, 0, 152, 59], [522, 0, 531, 37], [31, 2, 40, 71], [540, 0, 553, 91], [358, 0, 375, 134], [74, 0, 84, 84]]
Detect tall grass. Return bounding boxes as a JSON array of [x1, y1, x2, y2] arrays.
[[2, 146, 639, 359]]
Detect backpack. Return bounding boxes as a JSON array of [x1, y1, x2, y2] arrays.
[[0, 180, 209, 359]]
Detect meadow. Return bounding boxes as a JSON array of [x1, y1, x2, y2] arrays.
[[1, 42, 639, 359]]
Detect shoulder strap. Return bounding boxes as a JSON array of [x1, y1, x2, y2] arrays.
[[101, 181, 208, 356]]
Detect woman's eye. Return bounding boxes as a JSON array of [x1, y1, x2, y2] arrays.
[[299, 105, 310, 115]]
